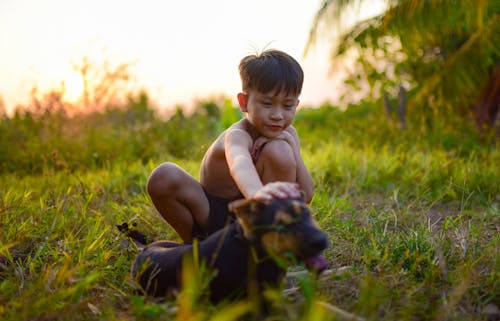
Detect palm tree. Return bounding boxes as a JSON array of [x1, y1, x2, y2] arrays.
[[306, 0, 499, 130]]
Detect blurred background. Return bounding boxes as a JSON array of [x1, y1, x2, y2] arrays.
[[0, 0, 498, 174], [1, 0, 497, 125]]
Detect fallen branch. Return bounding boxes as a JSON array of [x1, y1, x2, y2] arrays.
[[315, 300, 366, 321]]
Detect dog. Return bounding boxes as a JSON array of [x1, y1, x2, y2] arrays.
[[127, 197, 329, 303]]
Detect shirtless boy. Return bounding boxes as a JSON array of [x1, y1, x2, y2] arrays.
[[147, 49, 314, 243]]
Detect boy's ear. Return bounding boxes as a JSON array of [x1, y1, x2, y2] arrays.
[[237, 93, 248, 112]]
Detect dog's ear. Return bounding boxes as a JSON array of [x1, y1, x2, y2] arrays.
[[228, 199, 253, 212], [228, 198, 263, 240], [228, 198, 261, 221]]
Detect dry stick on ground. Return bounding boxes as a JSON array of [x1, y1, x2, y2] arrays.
[[284, 267, 366, 321], [315, 301, 366, 321], [286, 266, 351, 279], [283, 285, 365, 321]]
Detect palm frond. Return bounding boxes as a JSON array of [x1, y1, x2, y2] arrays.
[[413, 13, 500, 110], [305, 0, 374, 56], [306, 0, 499, 123]]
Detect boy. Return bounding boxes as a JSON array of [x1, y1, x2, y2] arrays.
[[147, 49, 314, 243]]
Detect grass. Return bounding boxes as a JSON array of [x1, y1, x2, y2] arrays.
[[0, 98, 498, 320]]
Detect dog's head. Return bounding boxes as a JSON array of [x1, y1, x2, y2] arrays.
[[229, 197, 329, 270]]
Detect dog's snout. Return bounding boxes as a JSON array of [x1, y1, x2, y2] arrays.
[[308, 232, 329, 251]]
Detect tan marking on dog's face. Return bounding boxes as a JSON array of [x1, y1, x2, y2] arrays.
[[250, 202, 259, 212], [261, 231, 301, 258], [236, 216, 254, 239], [275, 210, 294, 225], [291, 200, 304, 215], [231, 199, 262, 239]]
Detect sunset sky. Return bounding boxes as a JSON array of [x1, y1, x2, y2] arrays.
[[0, 0, 385, 113]]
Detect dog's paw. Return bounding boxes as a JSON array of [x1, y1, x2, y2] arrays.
[[116, 222, 130, 233], [116, 222, 153, 245]]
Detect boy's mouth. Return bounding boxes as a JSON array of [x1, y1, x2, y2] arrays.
[[267, 124, 282, 131]]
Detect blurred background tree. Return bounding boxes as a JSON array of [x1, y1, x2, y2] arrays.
[[306, 0, 499, 132], [72, 55, 134, 111]]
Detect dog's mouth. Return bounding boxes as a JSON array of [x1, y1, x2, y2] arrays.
[[304, 254, 329, 273], [301, 233, 329, 273]]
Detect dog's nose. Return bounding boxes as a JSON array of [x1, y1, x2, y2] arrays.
[[308, 232, 329, 251]]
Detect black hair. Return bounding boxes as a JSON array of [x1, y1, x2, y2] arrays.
[[238, 49, 304, 96]]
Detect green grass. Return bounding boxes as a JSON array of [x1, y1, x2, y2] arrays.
[[0, 98, 498, 320]]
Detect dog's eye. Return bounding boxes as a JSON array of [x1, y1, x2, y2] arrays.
[[274, 224, 286, 232], [275, 210, 294, 225], [290, 201, 309, 215]]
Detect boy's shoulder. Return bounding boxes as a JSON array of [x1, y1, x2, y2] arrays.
[[207, 120, 252, 152], [285, 124, 298, 137], [225, 119, 254, 140]]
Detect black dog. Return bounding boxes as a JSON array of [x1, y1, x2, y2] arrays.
[[129, 198, 329, 303]]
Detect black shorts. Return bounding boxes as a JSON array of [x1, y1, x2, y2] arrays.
[[191, 189, 236, 240]]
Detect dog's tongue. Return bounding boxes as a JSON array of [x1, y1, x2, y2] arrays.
[[305, 254, 328, 273]]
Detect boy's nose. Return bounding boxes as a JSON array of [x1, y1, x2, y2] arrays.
[[270, 109, 283, 120]]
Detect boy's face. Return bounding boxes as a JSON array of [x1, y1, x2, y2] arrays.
[[237, 89, 299, 138]]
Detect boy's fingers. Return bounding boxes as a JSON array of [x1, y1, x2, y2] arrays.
[[269, 182, 300, 198], [252, 187, 273, 201], [253, 182, 301, 201], [271, 189, 287, 199]]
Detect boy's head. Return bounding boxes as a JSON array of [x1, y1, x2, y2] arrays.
[[238, 49, 304, 97]]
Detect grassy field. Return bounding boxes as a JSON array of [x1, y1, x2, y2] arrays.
[[0, 98, 498, 320]]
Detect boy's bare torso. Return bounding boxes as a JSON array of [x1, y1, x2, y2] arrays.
[[200, 118, 299, 200], [200, 119, 254, 200]]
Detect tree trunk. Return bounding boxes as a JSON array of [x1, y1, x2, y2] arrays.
[[383, 92, 392, 116], [474, 63, 500, 131], [397, 86, 407, 130]]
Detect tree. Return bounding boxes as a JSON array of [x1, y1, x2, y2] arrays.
[[0, 95, 5, 117], [306, 0, 499, 130], [72, 55, 134, 111]]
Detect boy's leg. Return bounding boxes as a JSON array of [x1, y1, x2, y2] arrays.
[[255, 139, 297, 184], [147, 162, 209, 243]]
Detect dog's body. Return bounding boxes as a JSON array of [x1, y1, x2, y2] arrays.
[[130, 198, 328, 303], [132, 223, 283, 302]]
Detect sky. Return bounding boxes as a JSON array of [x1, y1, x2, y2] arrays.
[[0, 0, 386, 114]]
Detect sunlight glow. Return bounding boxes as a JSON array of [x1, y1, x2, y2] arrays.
[[0, 0, 386, 113], [62, 73, 84, 102]]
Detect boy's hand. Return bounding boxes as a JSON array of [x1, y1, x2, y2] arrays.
[[251, 136, 271, 162], [251, 131, 298, 162], [252, 182, 301, 201]]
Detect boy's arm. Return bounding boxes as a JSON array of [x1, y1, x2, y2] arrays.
[[225, 128, 262, 198], [225, 128, 300, 200]]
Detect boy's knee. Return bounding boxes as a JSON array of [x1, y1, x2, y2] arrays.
[[147, 162, 182, 198], [260, 139, 296, 172]]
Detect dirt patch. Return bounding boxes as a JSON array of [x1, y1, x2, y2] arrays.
[[426, 201, 461, 229]]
